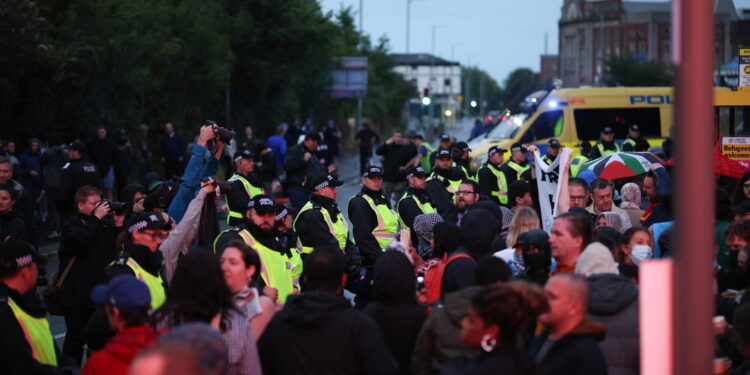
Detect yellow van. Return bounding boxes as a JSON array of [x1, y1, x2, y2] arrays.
[[467, 86, 746, 169]]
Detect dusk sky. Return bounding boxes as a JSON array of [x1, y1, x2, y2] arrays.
[[318, 0, 750, 85]]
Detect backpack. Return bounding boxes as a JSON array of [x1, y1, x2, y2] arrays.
[[421, 253, 475, 305]]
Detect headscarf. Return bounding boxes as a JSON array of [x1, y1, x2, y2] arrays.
[[574, 242, 619, 277], [413, 213, 443, 259], [620, 183, 642, 209], [598, 212, 627, 233]]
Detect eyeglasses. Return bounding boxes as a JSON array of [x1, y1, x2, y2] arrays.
[[456, 190, 477, 196], [570, 195, 587, 202]]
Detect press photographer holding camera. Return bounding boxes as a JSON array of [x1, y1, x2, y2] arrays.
[[57, 185, 124, 365]]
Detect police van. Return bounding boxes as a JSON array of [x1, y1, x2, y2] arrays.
[[468, 86, 746, 169]]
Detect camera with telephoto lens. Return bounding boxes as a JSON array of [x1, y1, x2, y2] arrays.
[[99, 200, 127, 215], [205, 120, 234, 144]]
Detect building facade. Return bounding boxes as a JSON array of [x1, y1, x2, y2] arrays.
[[558, 0, 739, 86], [392, 54, 462, 96]]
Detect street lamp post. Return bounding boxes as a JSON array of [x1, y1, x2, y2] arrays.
[[430, 24, 447, 122]]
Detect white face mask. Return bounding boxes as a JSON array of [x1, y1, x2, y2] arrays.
[[630, 245, 653, 265]]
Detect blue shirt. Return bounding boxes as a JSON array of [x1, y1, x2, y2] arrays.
[[267, 135, 287, 167]]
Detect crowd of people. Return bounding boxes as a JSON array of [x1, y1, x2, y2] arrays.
[[0, 117, 748, 375]]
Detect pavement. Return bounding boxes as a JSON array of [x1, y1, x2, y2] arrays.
[[39, 116, 475, 352]]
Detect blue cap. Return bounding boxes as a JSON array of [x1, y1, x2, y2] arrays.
[[91, 275, 151, 313]]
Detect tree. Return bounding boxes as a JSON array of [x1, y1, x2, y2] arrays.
[[604, 55, 673, 87], [502, 68, 539, 110], [461, 67, 504, 112]]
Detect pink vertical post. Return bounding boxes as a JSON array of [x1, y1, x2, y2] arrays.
[[673, 0, 715, 374]]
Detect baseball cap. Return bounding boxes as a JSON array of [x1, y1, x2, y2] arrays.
[[413, 134, 424, 140], [0, 241, 46, 277], [454, 141, 471, 153], [406, 166, 428, 179], [629, 124, 641, 132], [548, 139, 561, 148], [601, 126, 614, 134], [247, 194, 276, 215], [513, 229, 550, 253], [126, 212, 172, 233], [436, 148, 452, 159], [310, 174, 343, 191], [91, 275, 150, 313], [68, 140, 88, 155], [440, 134, 451, 142], [233, 149, 254, 163], [274, 204, 291, 223], [363, 166, 384, 178], [510, 143, 527, 152], [732, 199, 750, 216], [488, 146, 506, 156]]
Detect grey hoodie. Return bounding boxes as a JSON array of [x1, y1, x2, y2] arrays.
[[587, 273, 640, 375]]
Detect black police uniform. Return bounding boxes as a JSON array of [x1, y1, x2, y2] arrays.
[[347, 186, 391, 268], [58, 158, 100, 214], [295, 193, 352, 250], [225, 172, 264, 226]]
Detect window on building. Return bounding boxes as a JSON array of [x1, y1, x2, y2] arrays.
[[663, 41, 670, 59], [573, 108, 661, 140], [638, 41, 646, 54], [664, 26, 670, 37], [444, 78, 451, 87], [519, 110, 564, 143]]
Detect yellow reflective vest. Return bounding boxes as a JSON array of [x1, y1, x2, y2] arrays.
[[124, 258, 166, 310], [7, 296, 57, 366], [570, 154, 589, 177], [235, 229, 295, 304], [351, 194, 399, 249], [397, 191, 436, 228], [477, 163, 508, 205], [428, 173, 462, 201], [293, 201, 350, 254], [506, 161, 530, 180], [596, 142, 620, 156], [226, 174, 264, 224]]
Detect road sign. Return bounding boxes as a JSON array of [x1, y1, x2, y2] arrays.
[[740, 48, 750, 92], [330, 57, 368, 98]]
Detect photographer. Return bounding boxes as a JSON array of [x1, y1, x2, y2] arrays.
[[166, 123, 224, 223], [58, 185, 124, 365], [284, 133, 335, 208]]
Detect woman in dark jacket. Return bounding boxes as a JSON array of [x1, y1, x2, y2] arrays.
[[365, 251, 428, 375], [0, 184, 26, 242], [441, 281, 548, 375]]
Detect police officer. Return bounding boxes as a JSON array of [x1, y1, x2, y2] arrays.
[[452, 141, 474, 178], [621, 124, 650, 151], [500, 142, 531, 185], [347, 166, 399, 268], [476, 146, 511, 205], [590, 126, 620, 158], [397, 166, 435, 236], [426, 148, 467, 216], [226, 149, 264, 226], [542, 139, 562, 164], [429, 134, 453, 168], [570, 141, 592, 177], [294, 174, 351, 255], [0, 242, 59, 373], [214, 195, 294, 304], [58, 141, 100, 215], [105, 212, 171, 311]]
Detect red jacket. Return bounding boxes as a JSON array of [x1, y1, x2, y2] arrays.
[[81, 326, 158, 375]]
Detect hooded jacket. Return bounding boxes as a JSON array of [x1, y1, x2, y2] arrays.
[[587, 273, 640, 375], [442, 210, 499, 296], [0, 207, 26, 242], [412, 286, 480, 375], [528, 319, 608, 375], [365, 252, 428, 375], [81, 326, 158, 375], [258, 291, 397, 375]]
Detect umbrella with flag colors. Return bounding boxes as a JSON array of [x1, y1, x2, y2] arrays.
[[579, 152, 666, 180]]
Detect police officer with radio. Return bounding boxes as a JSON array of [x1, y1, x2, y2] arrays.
[[58, 141, 100, 215], [293, 174, 351, 255], [347, 166, 399, 268], [226, 149, 264, 226], [476, 146, 511, 206], [590, 126, 620, 158], [499, 142, 531, 185]]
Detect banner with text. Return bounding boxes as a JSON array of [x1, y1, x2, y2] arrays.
[[722, 137, 750, 166], [534, 148, 572, 233]]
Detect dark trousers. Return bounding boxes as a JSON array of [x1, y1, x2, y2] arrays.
[[287, 185, 310, 209], [62, 307, 94, 366], [359, 149, 372, 176]]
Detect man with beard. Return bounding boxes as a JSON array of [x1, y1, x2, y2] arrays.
[[214, 195, 293, 305], [499, 143, 531, 186], [476, 146, 510, 205], [425, 148, 468, 217], [454, 180, 479, 226], [396, 166, 435, 239]]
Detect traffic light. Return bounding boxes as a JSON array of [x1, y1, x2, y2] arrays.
[[422, 87, 431, 106]]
